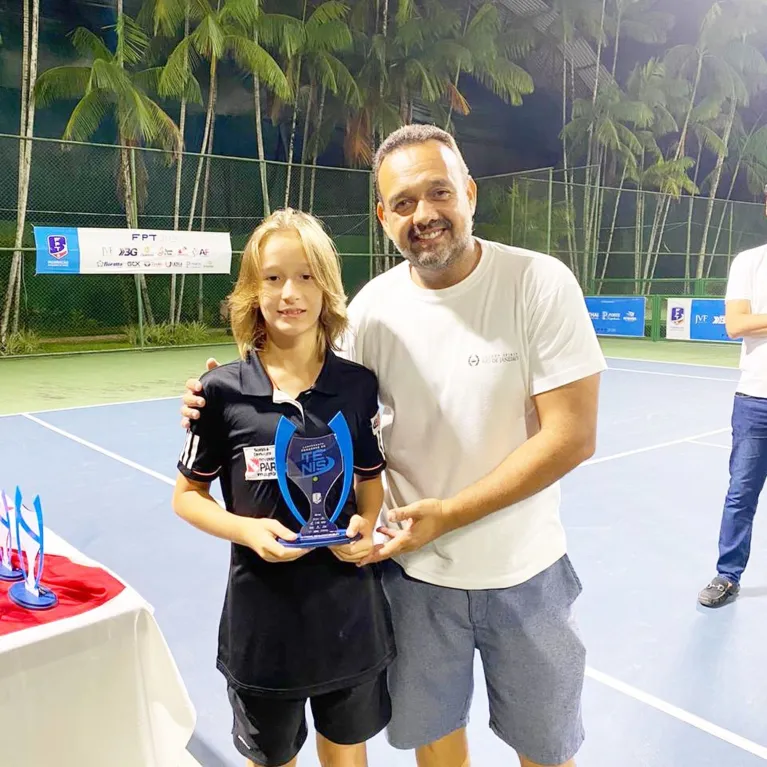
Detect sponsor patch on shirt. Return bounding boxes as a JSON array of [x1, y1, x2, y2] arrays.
[[244, 445, 277, 481]]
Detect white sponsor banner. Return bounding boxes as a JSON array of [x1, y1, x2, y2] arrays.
[[79, 228, 232, 274], [666, 298, 692, 340], [34, 226, 232, 275]]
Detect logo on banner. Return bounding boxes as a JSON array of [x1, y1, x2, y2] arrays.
[[670, 306, 686, 325], [47, 235, 68, 260]]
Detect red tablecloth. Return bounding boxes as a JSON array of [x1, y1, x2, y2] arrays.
[[0, 551, 125, 636]]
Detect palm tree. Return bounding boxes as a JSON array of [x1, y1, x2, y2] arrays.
[[646, 0, 763, 277], [562, 81, 652, 286], [141, 0, 203, 322], [1, 0, 40, 348], [695, 11, 767, 276], [34, 11, 185, 326], [159, 0, 291, 320]]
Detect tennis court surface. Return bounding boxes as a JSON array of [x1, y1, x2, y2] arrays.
[[2, 338, 766, 766]]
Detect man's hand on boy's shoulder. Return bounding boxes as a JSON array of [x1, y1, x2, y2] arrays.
[[181, 358, 219, 428]]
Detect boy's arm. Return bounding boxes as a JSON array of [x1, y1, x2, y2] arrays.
[[354, 474, 384, 526], [174, 379, 306, 562], [173, 475, 308, 562]]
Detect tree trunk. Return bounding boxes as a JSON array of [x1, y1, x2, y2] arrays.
[[696, 97, 737, 279], [599, 161, 628, 290], [197, 115, 215, 323], [170, 6, 190, 324], [309, 85, 326, 213], [646, 52, 704, 274], [179, 56, 217, 322], [283, 66, 302, 208], [298, 80, 315, 210], [1, 0, 38, 346], [284, 0, 308, 209], [254, 74, 270, 217]]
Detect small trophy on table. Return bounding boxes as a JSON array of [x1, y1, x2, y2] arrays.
[[0, 489, 23, 582], [8, 486, 58, 610], [274, 412, 360, 548]]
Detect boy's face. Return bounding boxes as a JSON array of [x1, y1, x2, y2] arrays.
[[376, 139, 477, 272], [258, 230, 323, 344]]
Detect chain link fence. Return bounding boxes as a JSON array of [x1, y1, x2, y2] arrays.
[[475, 167, 767, 297], [0, 133, 374, 353], [5, 135, 767, 354]]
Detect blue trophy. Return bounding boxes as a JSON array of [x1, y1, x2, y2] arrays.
[[0, 489, 23, 582], [9, 486, 57, 610], [274, 412, 359, 549]]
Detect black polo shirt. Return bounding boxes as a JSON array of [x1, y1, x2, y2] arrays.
[[177, 350, 395, 698]]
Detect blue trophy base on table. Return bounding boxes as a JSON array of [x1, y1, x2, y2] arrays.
[[8, 582, 58, 610], [0, 563, 24, 582]]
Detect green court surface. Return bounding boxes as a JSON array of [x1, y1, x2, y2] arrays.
[[0, 338, 741, 416], [0, 343, 239, 415]]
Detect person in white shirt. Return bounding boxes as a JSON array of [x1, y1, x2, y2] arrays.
[[698, 243, 767, 608], [180, 124, 606, 767]]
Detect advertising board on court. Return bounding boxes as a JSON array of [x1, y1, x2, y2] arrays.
[[665, 297, 736, 343], [33, 226, 232, 275], [585, 296, 646, 337]]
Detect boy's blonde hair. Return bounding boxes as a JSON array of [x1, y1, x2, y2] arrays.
[[228, 208, 348, 359]]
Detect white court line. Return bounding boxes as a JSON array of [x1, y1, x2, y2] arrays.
[[690, 440, 731, 450], [605, 354, 739, 371], [0, 394, 178, 420], [608, 366, 739, 383], [585, 667, 767, 759], [19, 413, 767, 758], [583, 427, 730, 466], [21, 413, 177, 487]]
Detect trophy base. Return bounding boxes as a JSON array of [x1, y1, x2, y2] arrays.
[[0, 563, 24, 582], [9, 582, 58, 610], [278, 530, 363, 549]]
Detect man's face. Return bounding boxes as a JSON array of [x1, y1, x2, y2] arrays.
[[376, 140, 477, 272]]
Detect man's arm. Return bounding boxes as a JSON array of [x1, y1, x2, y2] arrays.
[[725, 299, 767, 339], [368, 373, 600, 563], [441, 373, 599, 529]]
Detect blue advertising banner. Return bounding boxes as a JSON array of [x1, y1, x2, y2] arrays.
[[34, 227, 81, 275], [585, 296, 646, 337], [690, 298, 733, 342]]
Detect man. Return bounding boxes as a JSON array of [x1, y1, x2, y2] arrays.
[[698, 241, 767, 608], [181, 124, 606, 767]]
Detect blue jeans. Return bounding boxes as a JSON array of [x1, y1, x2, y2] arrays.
[[717, 392, 767, 584]]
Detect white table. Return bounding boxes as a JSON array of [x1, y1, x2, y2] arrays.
[[0, 530, 196, 767]]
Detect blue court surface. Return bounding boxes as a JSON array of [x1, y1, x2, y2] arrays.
[[2, 356, 767, 766]]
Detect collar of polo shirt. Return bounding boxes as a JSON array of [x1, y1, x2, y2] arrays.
[[238, 349, 340, 399]]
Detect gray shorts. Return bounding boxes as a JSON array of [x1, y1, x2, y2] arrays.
[[380, 555, 586, 765]]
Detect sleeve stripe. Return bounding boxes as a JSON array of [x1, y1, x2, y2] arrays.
[[180, 432, 192, 465], [185, 434, 200, 469]]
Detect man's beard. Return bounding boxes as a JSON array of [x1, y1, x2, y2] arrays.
[[395, 218, 473, 271]]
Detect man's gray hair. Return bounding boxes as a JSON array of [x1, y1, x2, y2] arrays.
[[372, 124, 470, 201]]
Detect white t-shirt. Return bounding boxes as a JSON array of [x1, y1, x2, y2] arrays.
[[726, 244, 767, 398], [343, 238, 607, 589]]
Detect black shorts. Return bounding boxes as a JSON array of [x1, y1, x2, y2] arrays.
[[228, 672, 391, 766]]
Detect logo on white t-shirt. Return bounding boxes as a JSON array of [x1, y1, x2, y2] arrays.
[[467, 351, 519, 366]]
